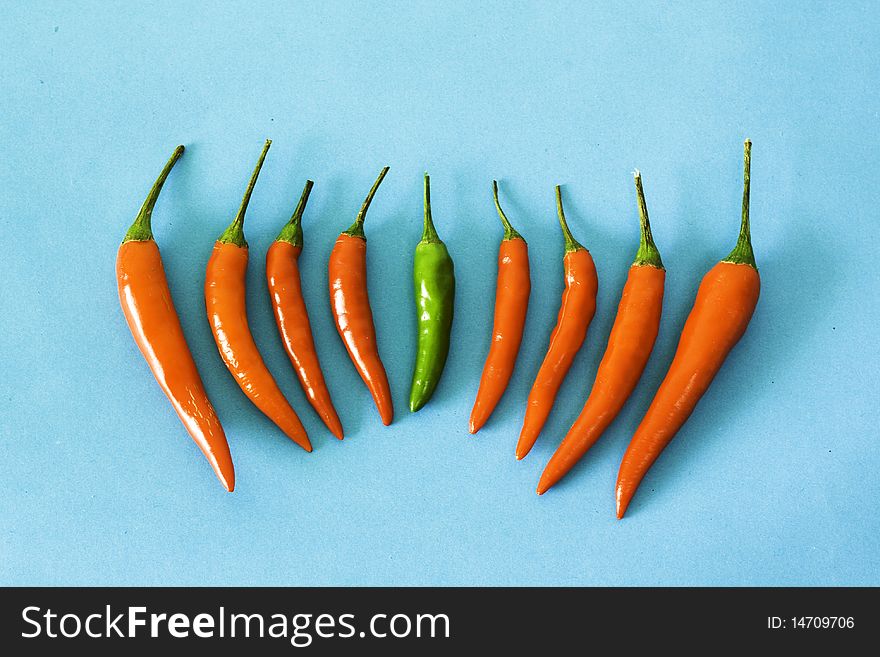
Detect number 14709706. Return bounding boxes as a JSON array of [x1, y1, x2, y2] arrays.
[[768, 617, 855, 630]]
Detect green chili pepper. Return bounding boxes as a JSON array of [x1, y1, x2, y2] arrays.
[[409, 173, 456, 412]]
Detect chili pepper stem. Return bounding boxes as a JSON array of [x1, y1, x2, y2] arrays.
[[633, 171, 664, 269], [493, 181, 523, 241], [555, 185, 586, 253], [344, 166, 390, 239], [218, 139, 272, 248], [421, 173, 441, 244], [123, 145, 185, 243], [722, 139, 756, 269], [275, 180, 314, 247]]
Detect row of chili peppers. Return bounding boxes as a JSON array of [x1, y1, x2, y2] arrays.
[[116, 140, 759, 517]]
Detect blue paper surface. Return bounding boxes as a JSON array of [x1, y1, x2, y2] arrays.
[[1, 1, 878, 585]]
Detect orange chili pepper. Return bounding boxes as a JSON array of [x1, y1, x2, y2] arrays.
[[616, 140, 759, 518], [516, 186, 598, 459], [537, 171, 665, 494], [266, 180, 344, 440], [205, 140, 312, 452], [117, 146, 235, 491], [469, 181, 531, 434], [328, 167, 394, 426]]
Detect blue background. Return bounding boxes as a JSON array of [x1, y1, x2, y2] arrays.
[[2, 1, 878, 586]]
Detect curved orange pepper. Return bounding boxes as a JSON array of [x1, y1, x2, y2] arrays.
[[267, 180, 344, 440], [117, 146, 235, 491], [328, 168, 394, 426], [516, 186, 597, 460], [469, 181, 531, 434]]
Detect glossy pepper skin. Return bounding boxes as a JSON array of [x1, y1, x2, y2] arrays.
[[266, 181, 344, 440], [116, 146, 235, 491], [469, 181, 530, 433], [205, 140, 312, 452], [616, 140, 760, 518], [537, 171, 665, 494], [409, 174, 456, 412], [516, 187, 598, 460], [328, 167, 394, 425]]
